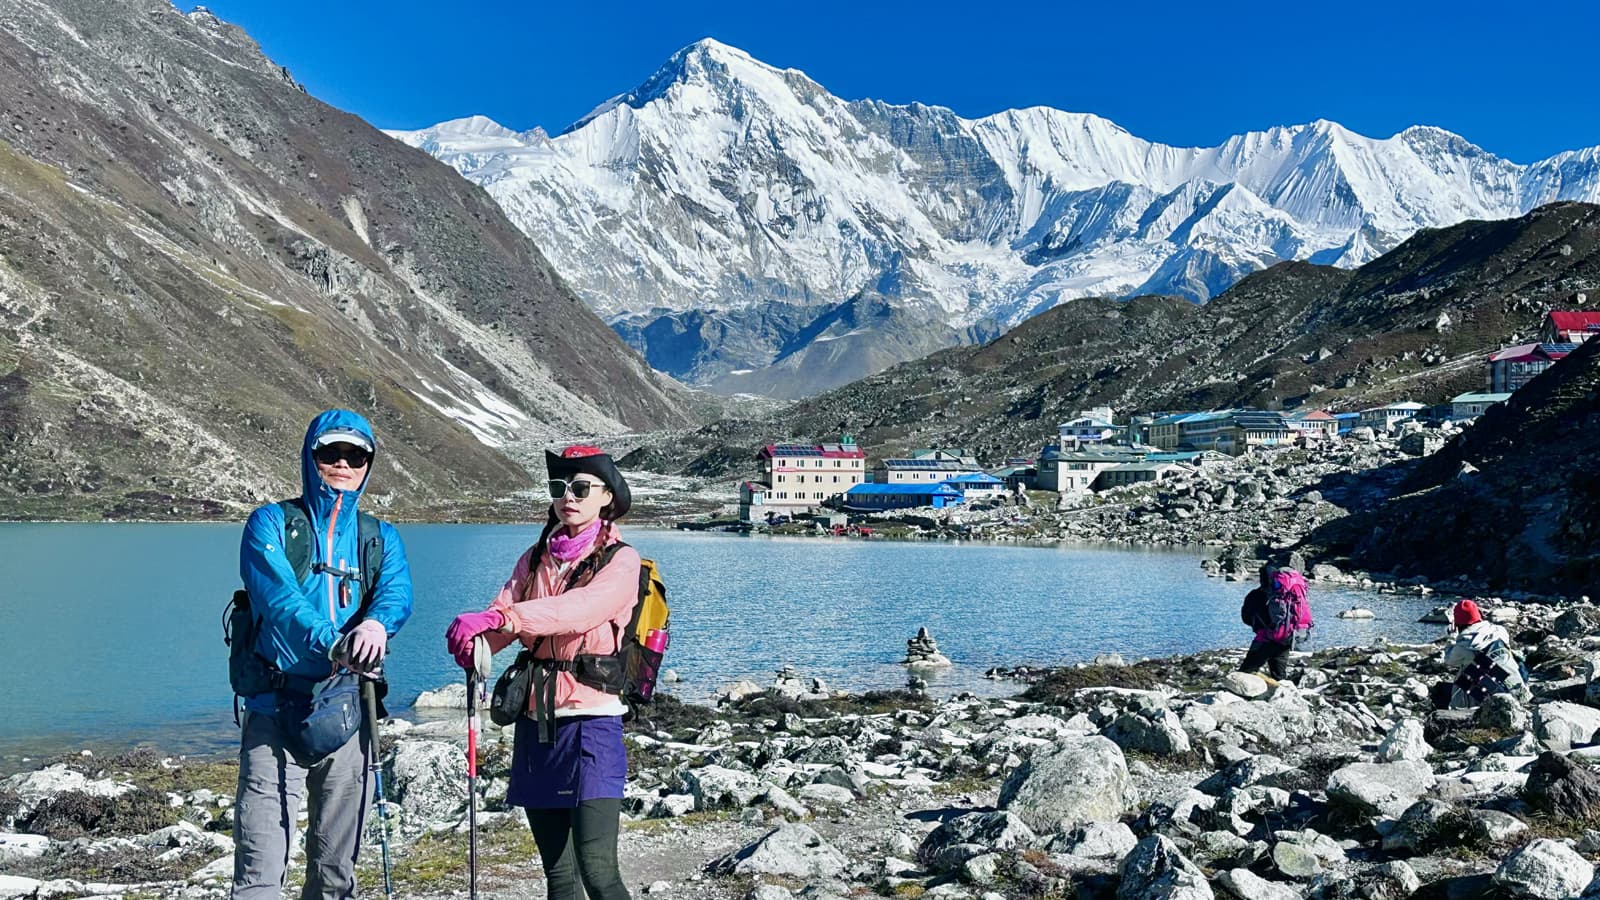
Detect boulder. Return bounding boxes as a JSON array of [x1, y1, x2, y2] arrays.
[[386, 740, 466, 833], [1325, 760, 1436, 817], [1377, 719, 1433, 762], [1104, 708, 1192, 757], [1270, 841, 1319, 880], [998, 736, 1131, 832], [1317, 862, 1421, 900], [1477, 693, 1531, 732], [1465, 809, 1529, 845], [1381, 799, 1455, 853], [1222, 673, 1270, 699], [1117, 835, 1213, 900], [1533, 702, 1600, 749], [0, 876, 40, 900], [917, 811, 1036, 871], [410, 683, 467, 708], [1205, 700, 1289, 747], [682, 766, 764, 810], [1216, 868, 1303, 900], [1198, 756, 1303, 796], [1050, 821, 1138, 859], [0, 833, 50, 862], [1492, 838, 1594, 900], [1523, 751, 1600, 821], [707, 824, 847, 879]]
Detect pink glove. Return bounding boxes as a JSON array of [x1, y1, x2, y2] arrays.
[[446, 610, 504, 669], [331, 619, 387, 674]]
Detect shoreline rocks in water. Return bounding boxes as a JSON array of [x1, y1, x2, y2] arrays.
[[8, 597, 1600, 898]]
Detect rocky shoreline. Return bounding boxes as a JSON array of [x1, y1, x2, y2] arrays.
[[11, 598, 1600, 899]]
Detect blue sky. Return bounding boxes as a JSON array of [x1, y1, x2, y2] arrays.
[[181, 1, 1598, 163]]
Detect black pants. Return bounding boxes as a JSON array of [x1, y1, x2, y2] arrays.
[[526, 799, 630, 900], [1240, 638, 1292, 680]]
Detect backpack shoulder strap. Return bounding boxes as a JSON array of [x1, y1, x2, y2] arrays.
[[356, 512, 385, 610], [275, 499, 315, 583]]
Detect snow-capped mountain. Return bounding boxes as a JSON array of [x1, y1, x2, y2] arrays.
[[392, 39, 1600, 398]]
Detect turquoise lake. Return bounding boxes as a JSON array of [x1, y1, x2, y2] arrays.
[[0, 524, 1446, 768]]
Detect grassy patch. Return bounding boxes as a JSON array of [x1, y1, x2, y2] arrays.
[[358, 818, 541, 894], [1020, 662, 1167, 703], [3, 846, 212, 883], [623, 809, 733, 834], [23, 787, 180, 839]]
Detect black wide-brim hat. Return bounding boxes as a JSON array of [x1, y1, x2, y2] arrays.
[[546, 449, 631, 520]]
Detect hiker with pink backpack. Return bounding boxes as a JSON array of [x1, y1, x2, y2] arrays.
[[1238, 565, 1314, 682]]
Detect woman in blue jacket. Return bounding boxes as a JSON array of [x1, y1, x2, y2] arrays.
[[232, 409, 413, 900]]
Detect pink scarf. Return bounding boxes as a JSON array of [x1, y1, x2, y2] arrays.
[[548, 519, 603, 563]]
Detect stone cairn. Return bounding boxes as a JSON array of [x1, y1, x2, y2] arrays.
[[903, 627, 953, 669]]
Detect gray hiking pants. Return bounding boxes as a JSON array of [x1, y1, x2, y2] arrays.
[[232, 709, 371, 900]]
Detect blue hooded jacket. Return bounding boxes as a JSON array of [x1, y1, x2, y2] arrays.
[[239, 409, 414, 697]]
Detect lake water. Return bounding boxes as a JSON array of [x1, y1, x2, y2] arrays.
[[0, 524, 1446, 768]]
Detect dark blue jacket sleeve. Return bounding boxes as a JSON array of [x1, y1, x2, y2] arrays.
[[241, 505, 339, 666], [364, 521, 414, 636]]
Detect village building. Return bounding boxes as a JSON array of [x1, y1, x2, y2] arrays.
[[1058, 408, 1122, 445], [1487, 343, 1576, 393], [840, 482, 963, 511], [1358, 402, 1426, 432], [1285, 410, 1339, 443], [1095, 461, 1184, 490], [943, 472, 1008, 498], [1217, 410, 1293, 454], [1035, 445, 1141, 494], [990, 458, 1036, 491], [873, 449, 983, 484], [1149, 412, 1204, 451], [1452, 391, 1513, 420], [1332, 412, 1362, 434], [1540, 309, 1600, 345], [742, 437, 866, 520]]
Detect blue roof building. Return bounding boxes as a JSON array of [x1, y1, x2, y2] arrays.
[[842, 483, 964, 510]]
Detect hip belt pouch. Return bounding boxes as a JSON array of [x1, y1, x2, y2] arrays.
[[278, 671, 364, 762], [491, 649, 536, 728]]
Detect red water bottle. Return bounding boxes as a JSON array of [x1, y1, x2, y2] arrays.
[[638, 629, 669, 700]]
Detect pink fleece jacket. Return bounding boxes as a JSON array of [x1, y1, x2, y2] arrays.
[[484, 523, 642, 713]]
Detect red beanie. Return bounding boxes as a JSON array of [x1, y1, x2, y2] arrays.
[[1453, 599, 1482, 628], [560, 444, 606, 459]]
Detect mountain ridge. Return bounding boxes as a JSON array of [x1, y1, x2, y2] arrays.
[[0, 0, 695, 520], [394, 38, 1600, 398]]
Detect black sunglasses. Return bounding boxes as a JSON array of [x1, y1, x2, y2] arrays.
[[548, 478, 604, 500], [314, 444, 372, 467]]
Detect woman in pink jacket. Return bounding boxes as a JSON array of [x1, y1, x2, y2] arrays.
[[446, 445, 640, 900]]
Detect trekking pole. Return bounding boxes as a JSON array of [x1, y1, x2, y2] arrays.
[[466, 635, 491, 900], [361, 678, 395, 900]]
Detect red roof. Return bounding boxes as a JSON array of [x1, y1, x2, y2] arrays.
[[1547, 311, 1600, 332], [759, 442, 866, 460], [1489, 343, 1572, 364]]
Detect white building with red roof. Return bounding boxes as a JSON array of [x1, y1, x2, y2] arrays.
[[741, 436, 867, 520], [1540, 310, 1600, 345]]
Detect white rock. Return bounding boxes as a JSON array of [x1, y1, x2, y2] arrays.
[[0, 833, 50, 862], [1222, 673, 1270, 699], [411, 683, 468, 709], [998, 736, 1131, 832], [708, 824, 848, 878], [796, 783, 854, 807], [1377, 719, 1433, 763], [188, 855, 234, 883], [1493, 839, 1594, 899], [0, 876, 42, 900], [1534, 702, 1600, 750], [1217, 868, 1303, 900]]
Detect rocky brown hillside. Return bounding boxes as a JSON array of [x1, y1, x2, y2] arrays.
[[1304, 333, 1600, 593], [0, 0, 697, 520], [647, 203, 1600, 477]]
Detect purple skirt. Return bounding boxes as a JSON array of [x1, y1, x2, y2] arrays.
[[507, 715, 627, 809]]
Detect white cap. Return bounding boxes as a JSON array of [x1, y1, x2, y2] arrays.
[[314, 428, 374, 453]]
